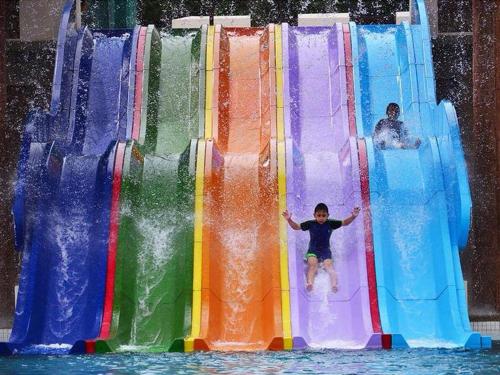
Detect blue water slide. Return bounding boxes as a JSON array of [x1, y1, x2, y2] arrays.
[[12, 0, 80, 251], [350, 0, 488, 348], [4, 0, 139, 354]]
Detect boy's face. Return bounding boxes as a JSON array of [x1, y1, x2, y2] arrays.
[[314, 210, 329, 224], [387, 106, 399, 120]]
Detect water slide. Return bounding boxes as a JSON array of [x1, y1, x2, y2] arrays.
[[95, 26, 206, 353], [2, 0, 139, 354], [3, 0, 489, 354], [189, 26, 285, 351], [350, 0, 488, 348], [281, 24, 381, 349]]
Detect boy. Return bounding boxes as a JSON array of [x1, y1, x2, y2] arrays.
[[282, 203, 360, 292], [373, 103, 421, 149]]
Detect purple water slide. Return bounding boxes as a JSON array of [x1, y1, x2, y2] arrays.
[[282, 24, 380, 349]]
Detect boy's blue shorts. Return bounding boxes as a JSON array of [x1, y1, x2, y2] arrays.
[[304, 249, 332, 263]]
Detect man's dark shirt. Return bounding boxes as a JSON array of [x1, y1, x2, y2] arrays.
[[300, 219, 343, 252], [374, 118, 408, 143]]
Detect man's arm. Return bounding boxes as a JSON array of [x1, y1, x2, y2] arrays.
[[282, 210, 301, 230], [374, 119, 384, 134], [342, 207, 361, 226], [400, 123, 421, 149]]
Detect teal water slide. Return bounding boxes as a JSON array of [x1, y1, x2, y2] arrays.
[[350, 0, 489, 348]]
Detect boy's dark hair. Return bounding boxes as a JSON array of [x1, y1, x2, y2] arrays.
[[386, 102, 400, 116], [314, 203, 329, 214]]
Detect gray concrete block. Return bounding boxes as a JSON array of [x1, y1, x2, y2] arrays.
[[20, 0, 67, 41], [298, 13, 350, 26], [396, 11, 411, 24], [213, 15, 251, 27], [172, 16, 210, 29]]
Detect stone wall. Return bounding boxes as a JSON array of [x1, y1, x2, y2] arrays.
[[0, 0, 17, 328], [0, 0, 56, 327], [1, 0, 498, 327], [469, 0, 500, 318]]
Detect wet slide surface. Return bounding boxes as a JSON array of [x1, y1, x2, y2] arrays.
[[351, 8, 482, 348], [97, 27, 205, 353], [8, 23, 138, 353], [282, 25, 378, 349], [195, 26, 283, 351]]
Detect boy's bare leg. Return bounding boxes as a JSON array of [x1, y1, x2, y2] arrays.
[[323, 259, 338, 292], [306, 257, 318, 291]]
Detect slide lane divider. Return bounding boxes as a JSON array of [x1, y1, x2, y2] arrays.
[[97, 26, 147, 343], [275, 24, 292, 350], [185, 25, 214, 352], [98, 141, 125, 341], [132, 27, 147, 141], [343, 23, 385, 344], [124, 26, 141, 139], [185, 139, 207, 352]]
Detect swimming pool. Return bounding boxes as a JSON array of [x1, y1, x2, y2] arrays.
[[1, 344, 499, 374]]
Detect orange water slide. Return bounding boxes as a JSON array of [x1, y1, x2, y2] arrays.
[[194, 25, 284, 351]]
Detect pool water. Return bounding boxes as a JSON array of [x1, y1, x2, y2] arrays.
[[1, 344, 499, 374]]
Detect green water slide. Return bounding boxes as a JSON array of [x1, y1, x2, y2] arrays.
[[96, 26, 207, 353]]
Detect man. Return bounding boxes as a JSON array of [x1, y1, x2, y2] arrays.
[[373, 103, 421, 149]]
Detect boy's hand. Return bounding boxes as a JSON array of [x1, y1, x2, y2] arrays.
[[282, 210, 292, 221], [352, 207, 361, 217], [283, 209, 301, 230]]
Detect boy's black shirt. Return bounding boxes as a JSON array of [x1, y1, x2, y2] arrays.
[[300, 219, 342, 252]]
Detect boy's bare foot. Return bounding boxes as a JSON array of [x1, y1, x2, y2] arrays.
[[331, 285, 338, 293], [306, 282, 313, 291]]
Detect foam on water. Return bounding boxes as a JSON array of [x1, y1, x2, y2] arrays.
[[30, 344, 72, 349], [14, 343, 73, 355], [117, 345, 151, 352], [406, 339, 460, 349], [211, 340, 265, 349], [308, 340, 365, 350]]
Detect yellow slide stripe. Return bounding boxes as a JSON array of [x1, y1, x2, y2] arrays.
[[275, 24, 293, 350], [186, 25, 214, 352], [185, 138, 206, 352]]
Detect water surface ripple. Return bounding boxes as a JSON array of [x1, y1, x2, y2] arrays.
[[1, 345, 499, 374]]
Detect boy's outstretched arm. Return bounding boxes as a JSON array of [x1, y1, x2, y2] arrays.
[[342, 207, 361, 226], [282, 209, 301, 230]]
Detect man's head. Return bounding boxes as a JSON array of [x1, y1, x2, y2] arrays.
[[314, 203, 329, 224], [386, 103, 400, 120]]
